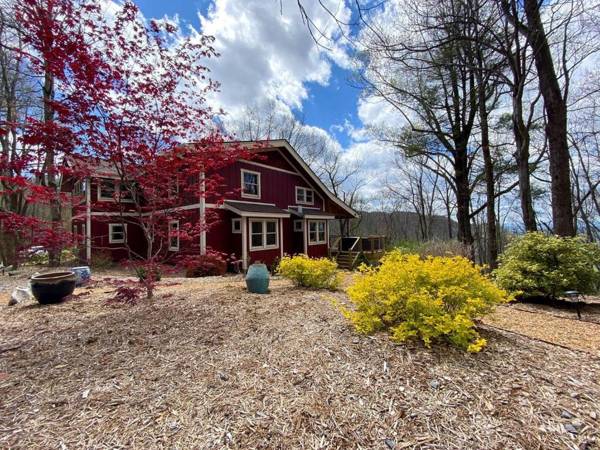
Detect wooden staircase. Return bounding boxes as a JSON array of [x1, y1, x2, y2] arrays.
[[335, 251, 357, 270], [330, 236, 386, 271]]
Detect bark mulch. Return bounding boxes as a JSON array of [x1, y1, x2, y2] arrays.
[[485, 305, 600, 356], [1, 277, 599, 449]]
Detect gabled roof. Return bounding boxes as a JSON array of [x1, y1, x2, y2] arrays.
[[236, 139, 359, 218]]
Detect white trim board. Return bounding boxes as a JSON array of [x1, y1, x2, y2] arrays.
[[239, 159, 299, 176]]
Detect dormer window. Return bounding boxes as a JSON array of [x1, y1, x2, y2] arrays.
[[296, 186, 314, 205], [241, 169, 260, 199]]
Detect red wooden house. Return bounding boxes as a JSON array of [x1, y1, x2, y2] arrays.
[[70, 140, 357, 270]]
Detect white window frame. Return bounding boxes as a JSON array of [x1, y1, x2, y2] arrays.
[[98, 179, 134, 203], [98, 179, 116, 201], [308, 220, 327, 245], [241, 169, 261, 199], [249, 219, 279, 251], [293, 220, 304, 232], [231, 218, 241, 234], [295, 186, 314, 205], [108, 223, 127, 244], [168, 220, 180, 251], [73, 180, 87, 196]]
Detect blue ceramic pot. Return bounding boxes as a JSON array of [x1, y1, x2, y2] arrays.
[[245, 263, 270, 294], [71, 266, 91, 286], [30, 271, 76, 304]]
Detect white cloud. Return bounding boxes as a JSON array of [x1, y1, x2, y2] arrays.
[[197, 0, 351, 119]]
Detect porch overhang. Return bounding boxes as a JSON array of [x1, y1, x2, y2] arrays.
[[288, 209, 337, 220], [222, 201, 291, 218]]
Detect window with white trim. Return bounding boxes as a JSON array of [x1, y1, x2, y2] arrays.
[[73, 180, 87, 196], [118, 182, 134, 202], [293, 220, 303, 232], [232, 218, 241, 234], [250, 219, 278, 250], [168, 220, 179, 251], [241, 169, 261, 198], [308, 220, 326, 245], [98, 179, 116, 200], [296, 186, 314, 205], [108, 223, 126, 244]]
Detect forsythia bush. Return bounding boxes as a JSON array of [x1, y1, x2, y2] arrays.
[[344, 250, 510, 352], [494, 232, 600, 299], [277, 254, 340, 289]]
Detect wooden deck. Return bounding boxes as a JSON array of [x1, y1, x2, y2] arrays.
[[330, 236, 386, 270]]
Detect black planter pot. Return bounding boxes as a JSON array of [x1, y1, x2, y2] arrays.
[[30, 271, 77, 304]]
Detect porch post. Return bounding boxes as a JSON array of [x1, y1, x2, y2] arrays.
[[303, 219, 308, 255], [241, 216, 248, 270], [280, 217, 284, 259], [86, 177, 91, 263], [199, 172, 206, 255]]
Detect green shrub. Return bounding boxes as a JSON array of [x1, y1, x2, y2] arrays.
[[135, 265, 162, 282], [494, 232, 600, 299], [344, 250, 510, 352], [91, 250, 114, 269], [277, 254, 340, 290]]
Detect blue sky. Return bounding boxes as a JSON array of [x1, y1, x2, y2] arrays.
[[134, 0, 363, 148]]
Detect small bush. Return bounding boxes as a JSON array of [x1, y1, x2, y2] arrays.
[[277, 254, 340, 290], [494, 232, 600, 299], [344, 250, 510, 352], [91, 250, 114, 269], [135, 265, 162, 282], [183, 253, 227, 278], [108, 285, 143, 305]]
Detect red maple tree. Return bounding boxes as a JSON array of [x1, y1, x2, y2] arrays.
[[6, 0, 248, 298]]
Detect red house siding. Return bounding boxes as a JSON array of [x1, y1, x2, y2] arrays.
[[210, 160, 324, 210], [75, 142, 355, 269]]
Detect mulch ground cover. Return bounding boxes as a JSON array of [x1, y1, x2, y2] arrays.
[[1, 276, 599, 449]]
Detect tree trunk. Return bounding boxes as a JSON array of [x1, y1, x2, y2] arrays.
[[454, 146, 474, 252], [42, 65, 62, 266], [512, 91, 537, 231], [478, 85, 498, 268], [523, 0, 574, 236]]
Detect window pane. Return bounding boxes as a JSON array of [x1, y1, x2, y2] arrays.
[[100, 180, 115, 197], [244, 172, 258, 195], [251, 221, 262, 234], [318, 231, 326, 242], [266, 221, 276, 233], [266, 233, 276, 246], [306, 190, 313, 203], [112, 224, 123, 233], [309, 222, 316, 232], [251, 233, 263, 247], [297, 189, 305, 202], [309, 231, 317, 242], [318, 222, 325, 232]]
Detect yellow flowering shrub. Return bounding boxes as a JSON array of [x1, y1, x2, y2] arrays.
[[277, 254, 340, 290], [344, 250, 511, 352]]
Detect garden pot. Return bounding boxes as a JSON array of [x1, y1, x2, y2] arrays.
[[71, 266, 91, 286], [245, 263, 270, 294], [30, 271, 77, 304]]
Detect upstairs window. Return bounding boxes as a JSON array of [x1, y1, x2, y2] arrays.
[[308, 220, 326, 245], [296, 186, 314, 205], [168, 220, 180, 251], [118, 182, 134, 202], [98, 179, 116, 201], [241, 169, 261, 199], [73, 180, 87, 196]]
